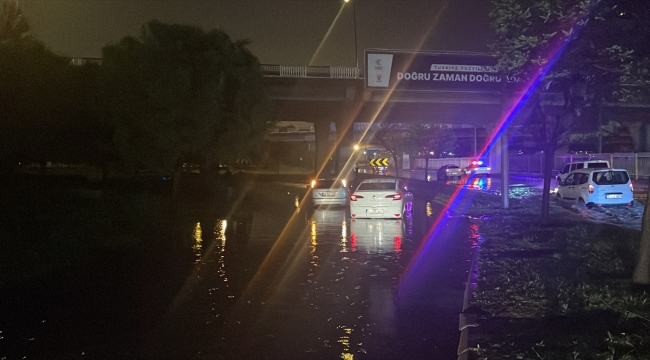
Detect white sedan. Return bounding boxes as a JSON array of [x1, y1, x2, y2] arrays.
[[310, 179, 350, 206], [349, 177, 413, 219]]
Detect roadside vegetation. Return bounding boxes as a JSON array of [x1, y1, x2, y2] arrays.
[[462, 191, 650, 359]]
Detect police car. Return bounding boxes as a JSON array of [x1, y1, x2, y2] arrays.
[[465, 160, 491, 177]]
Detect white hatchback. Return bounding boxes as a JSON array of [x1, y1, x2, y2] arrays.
[[349, 177, 413, 219], [556, 168, 634, 208]]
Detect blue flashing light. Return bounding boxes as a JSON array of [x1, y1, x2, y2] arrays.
[[477, 160, 484, 166]]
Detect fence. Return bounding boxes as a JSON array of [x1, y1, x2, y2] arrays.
[[410, 153, 650, 179], [412, 157, 476, 170], [510, 153, 650, 179]]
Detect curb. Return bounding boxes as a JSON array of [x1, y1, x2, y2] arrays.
[[457, 245, 479, 360]]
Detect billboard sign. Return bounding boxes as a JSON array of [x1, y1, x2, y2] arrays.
[[365, 50, 502, 92]]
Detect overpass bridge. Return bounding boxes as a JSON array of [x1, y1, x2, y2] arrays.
[[261, 58, 508, 186], [71, 55, 650, 201], [262, 61, 650, 178]]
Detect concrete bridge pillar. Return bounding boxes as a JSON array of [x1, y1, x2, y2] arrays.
[[314, 119, 334, 176], [334, 116, 355, 176]]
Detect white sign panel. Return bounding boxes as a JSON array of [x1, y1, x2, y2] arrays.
[[366, 53, 394, 88]]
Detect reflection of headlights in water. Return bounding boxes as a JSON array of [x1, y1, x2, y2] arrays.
[[350, 219, 403, 253], [340, 220, 348, 252], [193, 222, 203, 262], [426, 202, 433, 217], [215, 219, 227, 246], [310, 219, 317, 245], [194, 222, 202, 242]]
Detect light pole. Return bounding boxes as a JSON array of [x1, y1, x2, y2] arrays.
[[344, 0, 358, 69]]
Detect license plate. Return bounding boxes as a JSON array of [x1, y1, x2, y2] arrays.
[[606, 194, 622, 199], [319, 192, 338, 197], [366, 208, 384, 214]]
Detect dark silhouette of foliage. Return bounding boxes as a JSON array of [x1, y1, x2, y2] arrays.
[[98, 20, 268, 176]]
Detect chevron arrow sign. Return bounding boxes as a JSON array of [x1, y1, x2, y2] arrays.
[[369, 158, 389, 167]]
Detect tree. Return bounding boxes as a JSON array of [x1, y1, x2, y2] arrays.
[[491, 0, 650, 284], [98, 20, 268, 183], [371, 123, 409, 177], [0, 0, 29, 43], [0, 1, 74, 173], [490, 0, 650, 223], [407, 124, 456, 180], [369, 123, 455, 178]]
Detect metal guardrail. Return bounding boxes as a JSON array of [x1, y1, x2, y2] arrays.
[[68, 58, 364, 79], [260, 64, 362, 79]]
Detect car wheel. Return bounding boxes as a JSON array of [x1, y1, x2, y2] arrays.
[[578, 198, 587, 208]]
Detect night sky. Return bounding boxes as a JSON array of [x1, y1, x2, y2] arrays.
[[21, 0, 493, 66]]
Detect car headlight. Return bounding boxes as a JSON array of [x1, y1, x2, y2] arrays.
[[311, 180, 316, 188]]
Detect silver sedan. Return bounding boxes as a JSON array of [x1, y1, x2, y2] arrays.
[[310, 179, 350, 206]]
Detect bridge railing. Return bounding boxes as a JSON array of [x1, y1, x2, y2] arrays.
[[261, 64, 362, 79]]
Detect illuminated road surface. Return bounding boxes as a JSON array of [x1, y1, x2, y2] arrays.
[[144, 182, 473, 359]]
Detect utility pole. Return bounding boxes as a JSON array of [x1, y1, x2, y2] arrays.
[[344, 0, 359, 69]]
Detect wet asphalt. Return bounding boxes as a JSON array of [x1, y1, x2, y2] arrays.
[[1, 181, 473, 360]]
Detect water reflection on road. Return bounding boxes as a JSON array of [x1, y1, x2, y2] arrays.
[[149, 189, 469, 360]]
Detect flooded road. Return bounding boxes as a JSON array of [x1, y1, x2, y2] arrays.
[[1, 181, 472, 359], [144, 183, 472, 359]]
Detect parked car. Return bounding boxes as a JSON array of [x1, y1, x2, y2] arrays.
[[556, 168, 633, 208], [436, 165, 464, 180], [349, 177, 413, 219], [465, 159, 491, 177], [556, 160, 610, 184], [310, 178, 350, 206]]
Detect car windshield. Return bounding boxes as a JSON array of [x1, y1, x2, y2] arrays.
[[587, 163, 609, 169], [314, 180, 345, 188], [357, 182, 396, 190], [446, 166, 459, 169], [592, 171, 629, 185]]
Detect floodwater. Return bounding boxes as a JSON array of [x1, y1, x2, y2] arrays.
[[1, 182, 473, 359]]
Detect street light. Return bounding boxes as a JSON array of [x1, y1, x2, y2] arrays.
[[344, 0, 358, 69]]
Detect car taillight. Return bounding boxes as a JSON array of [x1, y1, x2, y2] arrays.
[[350, 194, 364, 201], [385, 194, 402, 200], [630, 183, 634, 192], [588, 184, 594, 194]]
